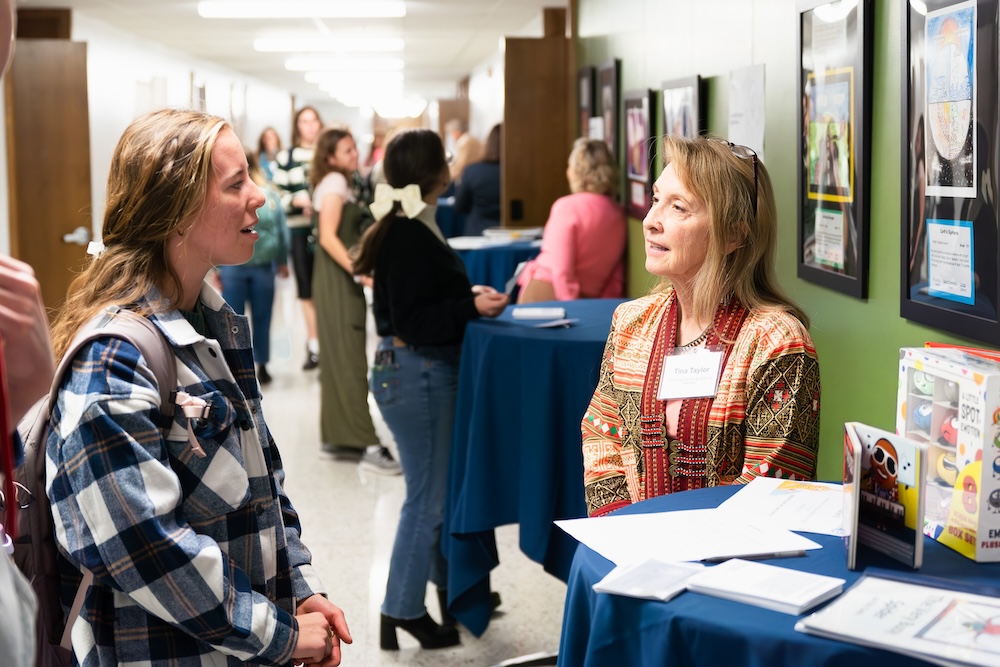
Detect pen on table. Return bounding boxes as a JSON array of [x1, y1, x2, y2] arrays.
[[700, 550, 807, 564]]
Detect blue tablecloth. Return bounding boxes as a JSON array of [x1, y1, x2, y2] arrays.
[[443, 298, 623, 636], [435, 197, 465, 239], [454, 240, 542, 292], [559, 485, 1000, 667]]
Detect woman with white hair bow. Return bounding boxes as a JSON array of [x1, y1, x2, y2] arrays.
[[352, 129, 507, 651]]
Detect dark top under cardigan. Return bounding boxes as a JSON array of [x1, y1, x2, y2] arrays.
[[373, 216, 480, 346]]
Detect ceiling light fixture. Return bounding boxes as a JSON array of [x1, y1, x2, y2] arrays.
[[285, 57, 404, 72], [198, 1, 406, 19], [254, 37, 404, 52], [305, 71, 404, 84]]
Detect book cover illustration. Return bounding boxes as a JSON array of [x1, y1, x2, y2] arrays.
[[845, 422, 927, 568], [919, 600, 1000, 655]]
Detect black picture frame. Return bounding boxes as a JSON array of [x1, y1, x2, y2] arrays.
[[597, 59, 620, 160], [624, 89, 654, 220], [902, 0, 1000, 345], [661, 75, 705, 140], [796, 0, 873, 299], [578, 66, 595, 138]]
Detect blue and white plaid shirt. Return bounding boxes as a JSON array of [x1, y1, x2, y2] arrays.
[[46, 284, 324, 666]]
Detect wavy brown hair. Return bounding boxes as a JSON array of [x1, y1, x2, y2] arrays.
[[50, 108, 228, 360], [658, 135, 809, 328], [309, 127, 354, 188]]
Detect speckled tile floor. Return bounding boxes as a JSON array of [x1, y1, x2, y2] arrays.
[[258, 277, 565, 666]]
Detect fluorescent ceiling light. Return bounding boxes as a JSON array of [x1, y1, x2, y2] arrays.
[[285, 57, 404, 71], [305, 71, 404, 84], [255, 37, 404, 52], [812, 0, 859, 23], [198, 1, 406, 19]]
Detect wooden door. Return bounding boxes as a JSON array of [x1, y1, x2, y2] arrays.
[[502, 9, 574, 229], [5, 39, 92, 311]]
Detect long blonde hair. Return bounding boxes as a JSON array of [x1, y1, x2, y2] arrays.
[[50, 109, 228, 360], [659, 135, 809, 328]]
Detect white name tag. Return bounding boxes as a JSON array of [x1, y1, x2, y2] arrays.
[[657, 347, 724, 400]]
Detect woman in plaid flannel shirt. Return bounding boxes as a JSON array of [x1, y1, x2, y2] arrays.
[[46, 109, 351, 666]]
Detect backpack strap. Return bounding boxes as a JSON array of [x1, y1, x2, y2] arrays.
[[49, 307, 177, 651]]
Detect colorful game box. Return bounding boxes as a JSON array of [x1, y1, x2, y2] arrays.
[[897, 347, 1000, 562]]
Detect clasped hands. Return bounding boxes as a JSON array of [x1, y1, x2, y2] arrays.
[[293, 594, 352, 666]]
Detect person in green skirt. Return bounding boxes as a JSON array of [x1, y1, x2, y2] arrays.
[[310, 127, 400, 474]]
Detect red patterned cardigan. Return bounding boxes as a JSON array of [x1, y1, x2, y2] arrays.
[[582, 290, 822, 517]]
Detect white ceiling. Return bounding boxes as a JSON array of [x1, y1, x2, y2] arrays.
[[16, 0, 565, 106]]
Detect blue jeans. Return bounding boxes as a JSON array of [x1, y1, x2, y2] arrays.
[[219, 263, 276, 365], [371, 337, 461, 619]]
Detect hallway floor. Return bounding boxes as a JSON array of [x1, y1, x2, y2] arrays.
[[258, 276, 566, 666]]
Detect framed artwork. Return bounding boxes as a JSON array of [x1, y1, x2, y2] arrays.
[[578, 66, 595, 138], [661, 75, 704, 140], [902, 0, 1000, 344], [624, 89, 654, 219], [597, 59, 620, 160], [796, 0, 873, 299]]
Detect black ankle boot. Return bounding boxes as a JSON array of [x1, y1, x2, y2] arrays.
[[380, 613, 460, 650], [436, 587, 502, 628], [436, 587, 457, 627]]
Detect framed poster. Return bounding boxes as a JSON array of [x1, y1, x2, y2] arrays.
[[662, 75, 704, 140], [796, 0, 872, 299], [624, 89, 654, 219], [597, 59, 620, 161], [902, 0, 1000, 344], [578, 66, 595, 138]]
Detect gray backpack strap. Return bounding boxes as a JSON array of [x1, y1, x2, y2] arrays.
[[49, 307, 177, 651], [98, 307, 177, 421]]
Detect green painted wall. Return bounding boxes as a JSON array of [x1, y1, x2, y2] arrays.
[[577, 0, 984, 481]]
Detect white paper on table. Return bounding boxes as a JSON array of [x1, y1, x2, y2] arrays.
[[716, 477, 845, 536], [555, 508, 821, 566], [686, 558, 844, 615], [592, 559, 704, 601], [447, 235, 512, 250]]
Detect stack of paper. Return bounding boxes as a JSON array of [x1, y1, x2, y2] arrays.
[[685, 559, 844, 615], [592, 560, 704, 602], [511, 307, 566, 320], [796, 574, 1000, 666]]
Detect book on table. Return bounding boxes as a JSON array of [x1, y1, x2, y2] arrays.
[[796, 572, 1000, 667], [683, 558, 845, 615], [843, 421, 928, 569]]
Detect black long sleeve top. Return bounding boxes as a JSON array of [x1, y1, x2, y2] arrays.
[[372, 216, 480, 346]]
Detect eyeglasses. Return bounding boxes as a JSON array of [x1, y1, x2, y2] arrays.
[[712, 139, 758, 222]]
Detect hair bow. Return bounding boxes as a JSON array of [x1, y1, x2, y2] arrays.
[[370, 183, 427, 220]]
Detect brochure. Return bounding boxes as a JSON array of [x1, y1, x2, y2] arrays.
[[796, 573, 1000, 667]]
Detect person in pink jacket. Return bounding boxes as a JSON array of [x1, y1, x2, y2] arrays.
[[516, 138, 626, 302]]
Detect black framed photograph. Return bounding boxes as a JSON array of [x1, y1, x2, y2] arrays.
[[597, 59, 620, 160], [902, 0, 1000, 344], [796, 0, 873, 299], [624, 89, 654, 219], [661, 75, 704, 139], [578, 66, 595, 138]]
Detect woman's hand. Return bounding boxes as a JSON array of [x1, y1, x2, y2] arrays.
[[294, 595, 352, 666], [474, 291, 508, 317], [471, 284, 497, 296], [0, 255, 55, 423]]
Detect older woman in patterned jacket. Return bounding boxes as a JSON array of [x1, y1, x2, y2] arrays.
[[582, 136, 822, 517], [46, 109, 351, 666]]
